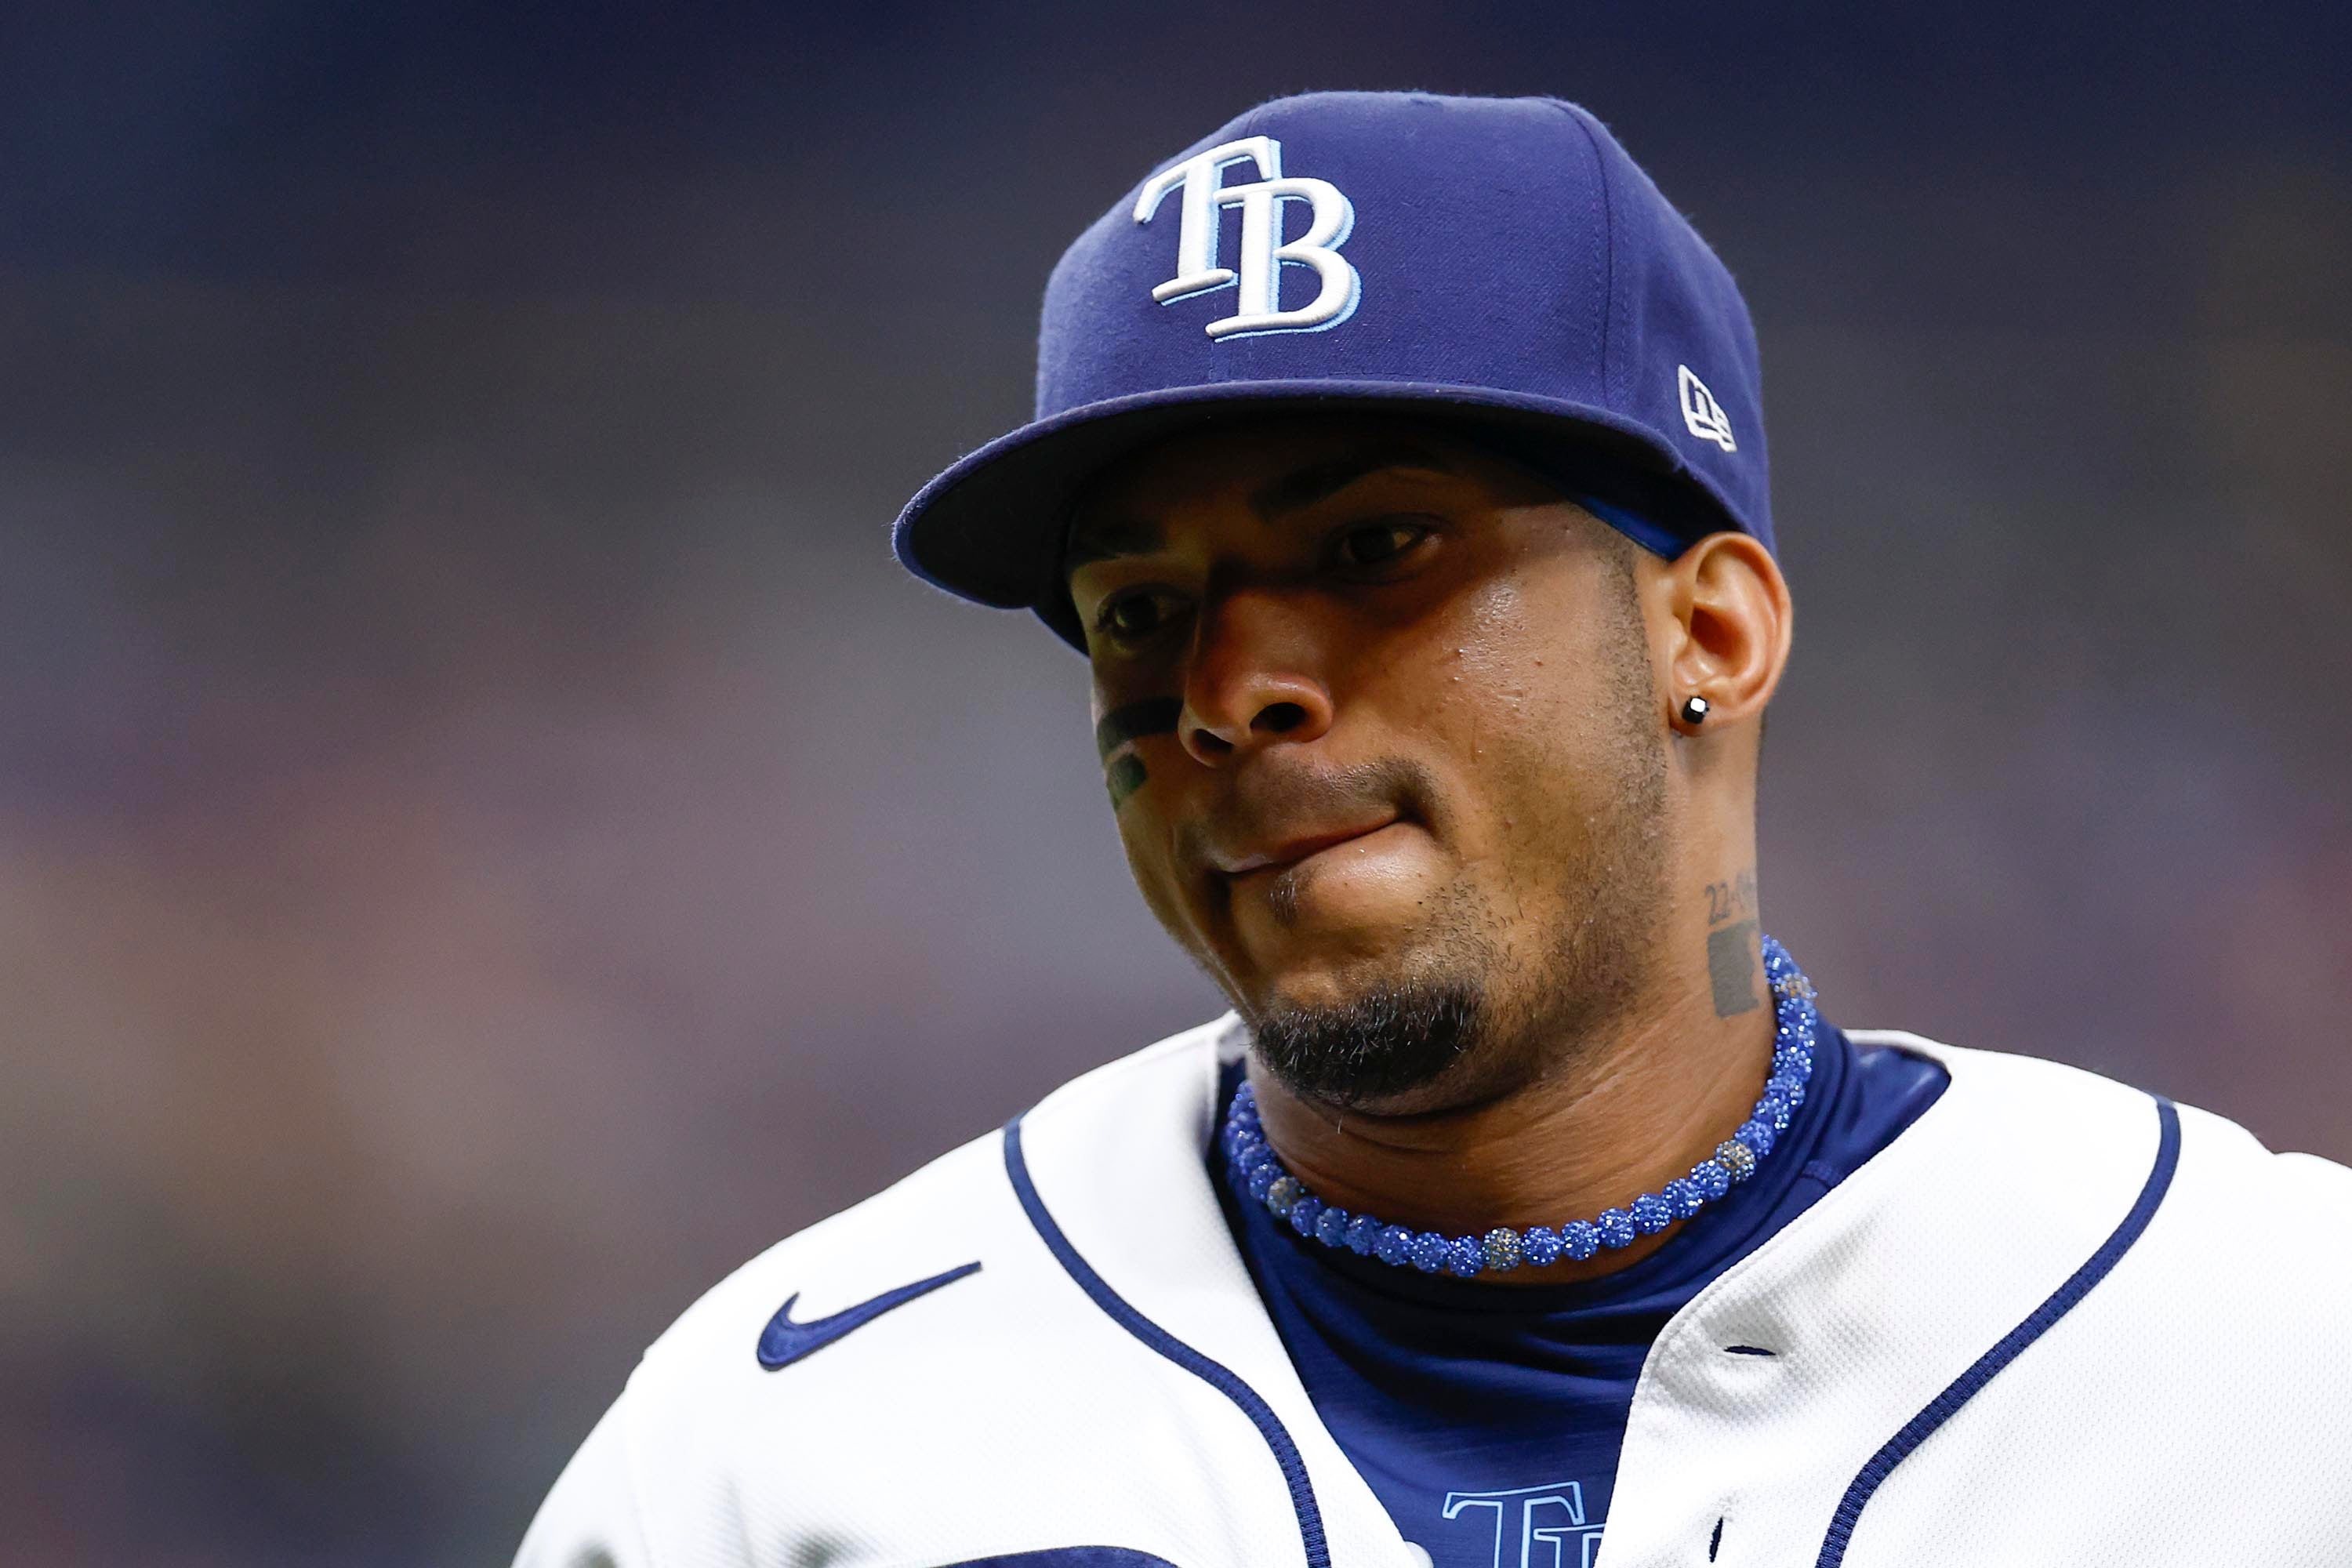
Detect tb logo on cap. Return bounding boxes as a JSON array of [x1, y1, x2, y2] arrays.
[[1134, 136, 1359, 340]]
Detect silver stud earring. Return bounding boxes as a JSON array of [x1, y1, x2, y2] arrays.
[[1679, 695, 1711, 726]]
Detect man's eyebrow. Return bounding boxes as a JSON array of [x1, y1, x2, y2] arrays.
[[1063, 441, 1457, 572], [1248, 443, 1456, 519], [1063, 514, 1165, 572]]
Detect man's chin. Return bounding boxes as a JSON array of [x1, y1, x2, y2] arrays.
[[1244, 975, 1486, 1110]]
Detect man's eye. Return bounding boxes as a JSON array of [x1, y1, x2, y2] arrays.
[[1097, 590, 1175, 643], [1333, 518, 1431, 570]]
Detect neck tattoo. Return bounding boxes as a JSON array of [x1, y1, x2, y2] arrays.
[[1221, 933, 1820, 1278]]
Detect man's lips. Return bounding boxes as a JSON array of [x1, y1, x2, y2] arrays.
[[1214, 816, 1401, 877]]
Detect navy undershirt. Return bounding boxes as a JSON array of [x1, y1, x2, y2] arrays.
[[1208, 1023, 1947, 1566]]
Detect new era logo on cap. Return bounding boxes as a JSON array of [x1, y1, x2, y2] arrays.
[[1679, 365, 1737, 452]]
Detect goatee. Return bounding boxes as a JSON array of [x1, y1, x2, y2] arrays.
[[1247, 978, 1486, 1107]]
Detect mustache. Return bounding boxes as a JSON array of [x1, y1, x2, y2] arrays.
[[1175, 754, 1439, 869]]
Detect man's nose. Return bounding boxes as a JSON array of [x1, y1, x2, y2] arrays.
[[1177, 586, 1335, 767]]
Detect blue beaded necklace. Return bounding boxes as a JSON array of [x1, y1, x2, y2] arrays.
[[1221, 933, 1821, 1279]]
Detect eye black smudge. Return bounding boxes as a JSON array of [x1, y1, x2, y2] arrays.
[[1094, 696, 1181, 760], [1097, 697, 1180, 811], [1105, 753, 1149, 811]]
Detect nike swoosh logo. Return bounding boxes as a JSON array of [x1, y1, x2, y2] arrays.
[[756, 1260, 982, 1370]]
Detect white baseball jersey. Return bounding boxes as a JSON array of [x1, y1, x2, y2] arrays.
[[517, 1020, 2352, 1566]]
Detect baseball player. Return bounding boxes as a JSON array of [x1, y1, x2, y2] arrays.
[[517, 92, 2352, 1567]]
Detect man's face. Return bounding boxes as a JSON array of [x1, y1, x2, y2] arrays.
[[1066, 416, 1675, 1113]]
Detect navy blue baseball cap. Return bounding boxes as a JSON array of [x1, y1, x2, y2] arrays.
[[893, 90, 1769, 648]]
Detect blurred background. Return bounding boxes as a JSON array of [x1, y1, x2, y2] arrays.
[[2, 2, 2347, 1561]]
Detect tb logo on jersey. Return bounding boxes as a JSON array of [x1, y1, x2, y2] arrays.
[[1433, 1480, 1605, 1568], [1133, 136, 1359, 340]]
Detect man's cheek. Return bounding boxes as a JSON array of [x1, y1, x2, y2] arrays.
[[1120, 829, 1208, 961]]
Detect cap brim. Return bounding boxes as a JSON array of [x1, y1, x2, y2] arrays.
[[892, 379, 1733, 651]]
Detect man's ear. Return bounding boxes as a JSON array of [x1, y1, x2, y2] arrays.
[[1650, 531, 1792, 731]]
